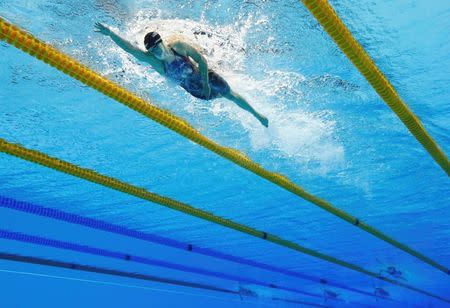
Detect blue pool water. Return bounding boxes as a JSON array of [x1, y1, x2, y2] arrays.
[[0, 0, 449, 307]]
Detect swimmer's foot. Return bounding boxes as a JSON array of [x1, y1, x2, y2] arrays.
[[257, 115, 269, 127]]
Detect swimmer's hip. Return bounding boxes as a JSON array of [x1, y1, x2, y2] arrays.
[[181, 70, 230, 100]]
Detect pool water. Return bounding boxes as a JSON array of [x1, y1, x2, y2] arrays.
[[0, 0, 449, 307]]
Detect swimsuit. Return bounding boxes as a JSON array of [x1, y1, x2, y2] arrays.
[[163, 48, 230, 100]]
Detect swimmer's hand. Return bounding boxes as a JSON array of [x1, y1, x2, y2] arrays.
[[255, 113, 269, 127], [94, 22, 111, 36], [259, 115, 269, 128]]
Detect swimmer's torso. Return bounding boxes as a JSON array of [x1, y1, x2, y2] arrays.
[[163, 47, 205, 96]]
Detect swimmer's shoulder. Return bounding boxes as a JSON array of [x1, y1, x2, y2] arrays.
[[166, 35, 189, 47], [166, 35, 202, 54]]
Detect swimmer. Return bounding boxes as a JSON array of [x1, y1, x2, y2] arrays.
[[374, 287, 390, 298], [94, 22, 269, 127], [323, 289, 339, 301], [238, 286, 257, 300], [379, 266, 405, 280]]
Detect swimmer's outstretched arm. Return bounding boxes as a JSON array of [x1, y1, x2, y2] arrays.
[[94, 22, 146, 60], [94, 22, 164, 74]]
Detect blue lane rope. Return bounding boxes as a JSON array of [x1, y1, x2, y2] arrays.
[[0, 195, 377, 298], [0, 251, 238, 295], [0, 252, 331, 308], [0, 228, 323, 300]]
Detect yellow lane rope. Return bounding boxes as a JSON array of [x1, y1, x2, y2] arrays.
[[0, 138, 448, 303], [300, 0, 450, 176], [0, 17, 448, 275]]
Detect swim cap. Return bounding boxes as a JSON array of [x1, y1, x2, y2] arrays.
[[144, 32, 162, 50]]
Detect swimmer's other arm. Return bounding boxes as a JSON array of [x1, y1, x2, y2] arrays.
[[171, 41, 211, 98], [94, 22, 164, 74]]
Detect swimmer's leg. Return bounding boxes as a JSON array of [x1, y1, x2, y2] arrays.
[[223, 88, 269, 127]]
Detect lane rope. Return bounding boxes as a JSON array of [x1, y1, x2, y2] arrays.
[[0, 228, 323, 300], [0, 16, 447, 276], [0, 195, 380, 299], [300, 0, 450, 176], [0, 252, 238, 295], [0, 255, 327, 307], [0, 138, 448, 303]]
